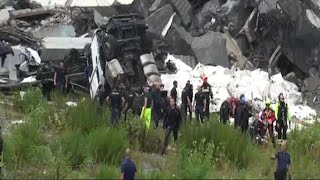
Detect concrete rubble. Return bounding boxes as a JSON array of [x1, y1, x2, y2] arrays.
[[0, 0, 320, 111]]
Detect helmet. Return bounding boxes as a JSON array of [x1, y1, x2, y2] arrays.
[[265, 99, 271, 106]]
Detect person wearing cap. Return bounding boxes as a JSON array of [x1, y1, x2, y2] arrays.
[[106, 87, 126, 127], [260, 99, 276, 148], [193, 86, 206, 124], [170, 81, 178, 103], [201, 77, 213, 120], [272, 140, 292, 180], [140, 86, 153, 129], [120, 148, 137, 180], [275, 93, 291, 141]]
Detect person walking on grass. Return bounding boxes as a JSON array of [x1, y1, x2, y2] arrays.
[[140, 86, 152, 129], [193, 86, 206, 124], [275, 93, 291, 142], [162, 98, 182, 155], [272, 140, 292, 180], [121, 148, 137, 180]]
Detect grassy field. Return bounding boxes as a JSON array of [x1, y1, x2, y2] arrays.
[[1, 87, 320, 179]]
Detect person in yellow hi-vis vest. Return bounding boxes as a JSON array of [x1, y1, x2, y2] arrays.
[[140, 86, 153, 129]]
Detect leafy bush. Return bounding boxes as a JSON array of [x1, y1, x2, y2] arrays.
[[87, 126, 129, 164], [97, 164, 120, 179], [139, 170, 174, 179], [180, 120, 258, 169], [4, 122, 46, 168], [68, 98, 106, 134], [124, 118, 165, 153], [176, 145, 214, 179], [13, 87, 44, 113], [56, 130, 89, 168]]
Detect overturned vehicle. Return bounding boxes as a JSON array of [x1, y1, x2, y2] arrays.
[[88, 14, 162, 97]]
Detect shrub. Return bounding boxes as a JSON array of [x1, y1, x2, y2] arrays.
[[139, 170, 174, 179], [4, 122, 46, 168], [180, 120, 258, 169], [87, 126, 129, 164], [68, 98, 106, 134], [56, 130, 89, 168], [97, 164, 120, 179], [176, 145, 214, 179], [13, 87, 44, 113]]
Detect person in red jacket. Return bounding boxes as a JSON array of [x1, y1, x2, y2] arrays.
[[260, 99, 276, 148]]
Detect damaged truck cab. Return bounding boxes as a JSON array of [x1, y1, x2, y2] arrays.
[[89, 14, 161, 97]]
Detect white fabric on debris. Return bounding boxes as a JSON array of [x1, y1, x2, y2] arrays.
[[160, 55, 316, 121], [20, 76, 37, 83]]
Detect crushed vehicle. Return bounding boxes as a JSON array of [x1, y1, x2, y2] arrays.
[[88, 14, 162, 97]]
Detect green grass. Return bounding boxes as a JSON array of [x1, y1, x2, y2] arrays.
[[2, 88, 320, 179]]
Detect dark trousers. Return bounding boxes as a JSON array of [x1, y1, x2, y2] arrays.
[[187, 102, 192, 121], [205, 99, 210, 119], [181, 103, 188, 123], [195, 106, 204, 124], [234, 118, 240, 129], [111, 108, 121, 126], [278, 121, 288, 140], [153, 109, 161, 128], [274, 170, 287, 180], [162, 126, 178, 154], [221, 118, 228, 124], [268, 125, 276, 148], [57, 83, 65, 93]]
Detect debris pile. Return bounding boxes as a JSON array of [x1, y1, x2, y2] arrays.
[[1, 0, 320, 111]]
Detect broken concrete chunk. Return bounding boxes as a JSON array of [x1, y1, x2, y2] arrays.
[[149, 0, 167, 13], [163, 22, 193, 56], [0, 9, 10, 27], [168, 0, 192, 26], [304, 76, 320, 92], [278, 0, 302, 22], [172, 55, 197, 68], [11, 8, 53, 19], [32, 25, 76, 39], [131, 0, 153, 17], [146, 4, 174, 36], [284, 72, 296, 84], [258, 0, 278, 14], [239, 8, 257, 43], [306, 9, 320, 29], [191, 31, 229, 67]]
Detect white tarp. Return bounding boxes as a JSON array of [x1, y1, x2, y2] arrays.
[[160, 55, 316, 121]]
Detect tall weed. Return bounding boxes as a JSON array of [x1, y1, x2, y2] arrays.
[[87, 126, 128, 164], [96, 164, 120, 179]]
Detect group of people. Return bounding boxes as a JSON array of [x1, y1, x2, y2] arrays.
[[219, 92, 291, 148]]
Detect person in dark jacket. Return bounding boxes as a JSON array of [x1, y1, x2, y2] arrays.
[[240, 97, 252, 133], [201, 77, 213, 120], [95, 84, 106, 115], [187, 82, 193, 121], [234, 94, 244, 129], [121, 148, 137, 180], [151, 82, 162, 128], [275, 93, 291, 141], [272, 140, 292, 180], [170, 81, 178, 102], [106, 88, 125, 127], [181, 85, 191, 124], [162, 98, 182, 155], [219, 98, 232, 124], [193, 86, 206, 124]]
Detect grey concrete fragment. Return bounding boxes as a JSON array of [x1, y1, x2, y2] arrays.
[[0, 9, 10, 27], [163, 22, 193, 56], [284, 72, 296, 84], [258, 0, 278, 14], [11, 8, 53, 19], [149, 0, 167, 13], [168, 0, 192, 26], [172, 55, 197, 68], [304, 76, 320, 92], [146, 4, 174, 36], [32, 25, 76, 39], [191, 31, 229, 67], [278, 0, 302, 22], [131, 0, 153, 17]]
